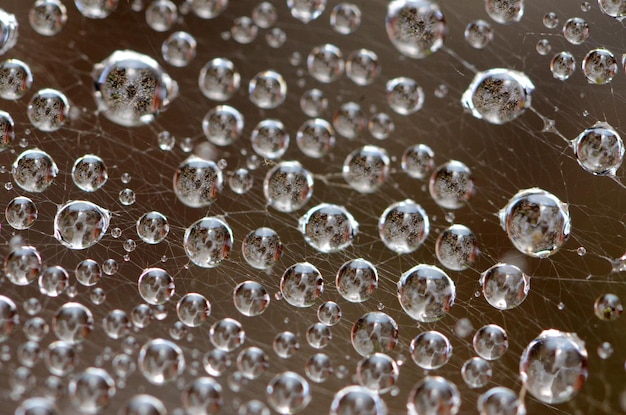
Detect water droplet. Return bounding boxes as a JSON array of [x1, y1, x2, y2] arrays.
[[429, 160, 475, 209], [12, 148, 58, 192], [594, 293, 623, 321], [145, 0, 177, 32], [287, 0, 326, 23], [499, 188, 571, 257], [251, 119, 290, 159], [336, 258, 378, 303], [573, 121, 624, 175], [92, 50, 178, 126], [435, 224, 480, 271], [39, 266, 69, 297], [317, 301, 342, 326], [307, 44, 344, 83], [330, 3, 361, 34], [462, 68, 534, 124], [0, 59, 33, 100], [210, 318, 245, 351], [183, 216, 233, 268], [351, 311, 398, 357], [346, 49, 380, 86], [357, 353, 399, 393], [299, 203, 358, 253], [266, 371, 311, 414], [386, 77, 424, 115], [305, 353, 333, 383], [233, 280, 270, 317], [54, 200, 110, 249], [407, 376, 460, 415], [273, 331, 300, 359], [478, 387, 526, 415], [464, 20, 494, 49], [563, 17, 590, 45], [485, 0, 524, 24], [182, 377, 223, 414], [410, 331, 452, 369], [386, 0, 447, 59], [72, 154, 108, 192], [202, 105, 244, 146], [480, 263, 530, 310], [582, 48, 618, 84], [550, 50, 576, 80], [249, 70, 287, 109], [263, 161, 314, 212], [398, 264, 455, 322], [300, 88, 328, 117], [162, 31, 197, 67], [296, 118, 335, 158], [52, 302, 94, 344], [198, 58, 241, 101], [280, 262, 323, 308], [6, 196, 37, 230], [343, 145, 390, 193], [520, 330, 588, 404], [138, 338, 185, 384]]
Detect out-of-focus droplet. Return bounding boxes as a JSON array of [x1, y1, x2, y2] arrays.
[[74, 0, 119, 19], [594, 293, 623, 321], [138, 338, 185, 384], [330, 3, 361, 34], [407, 376, 460, 415], [145, 0, 177, 32], [199, 58, 240, 101], [307, 44, 344, 83], [266, 371, 311, 414], [464, 20, 494, 49], [386, 77, 424, 115], [477, 387, 526, 415], [287, 0, 326, 23], [162, 31, 197, 67], [550, 50, 576, 80], [485, 0, 524, 24], [0, 9, 18, 55], [233, 280, 270, 317]]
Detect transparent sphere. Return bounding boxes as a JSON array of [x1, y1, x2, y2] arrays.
[[102, 309, 130, 339], [119, 394, 166, 415], [582, 48, 617, 85], [29, 0, 68, 36], [4, 245, 42, 286], [266, 371, 311, 414], [0, 59, 33, 100], [330, 385, 388, 415], [237, 347, 269, 380], [563, 17, 589, 45], [357, 353, 399, 394], [296, 118, 335, 158], [306, 322, 332, 349], [12, 148, 58, 193], [252, 119, 290, 159], [594, 293, 623, 321], [15, 397, 60, 415], [543, 11, 559, 28], [242, 227, 283, 270], [68, 367, 116, 413], [202, 105, 244, 146], [305, 353, 333, 383], [402, 144, 435, 179], [190, 0, 228, 19], [252, 2, 277, 28], [480, 263, 530, 310], [599, 0, 626, 19], [435, 224, 480, 271], [343, 145, 390, 193], [173, 156, 223, 208], [181, 377, 223, 414], [461, 357, 492, 389], [410, 331, 452, 370], [45, 340, 78, 376], [485, 0, 524, 24], [280, 262, 324, 308], [75, 259, 101, 286], [249, 70, 287, 109], [398, 264, 455, 322], [368, 112, 395, 140], [330, 3, 362, 35], [228, 168, 253, 194], [351, 311, 399, 357], [287, 0, 326, 23], [499, 188, 570, 257], [39, 266, 69, 297], [378, 199, 429, 253], [386, 0, 447, 59], [273, 331, 300, 359], [6, 196, 38, 230], [138, 268, 174, 305], [464, 20, 494, 49], [183, 216, 233, 268], [162, 31, 197, 67], [520, 330, 588, 404], [429, 160, 475, 209], [473, 324, 509, 360], [233, 280, 270, 317], [52, 302, 94, 344], [462, 68, 534, 125], [136, 211, 169, 244], [300, 89, 328, 117], [92, 50, 178, 126], [263, 161, 314, 212], [210, 318, 245, 351], [407, 376, 460, 415], [299, 203, 359, 253], [53, 200, 110, 250], [550, 51, 576, 80], [346, 49, 380, 86], [477, 386, 526, 415], [138, 338, 185, 385], [317, 301, 342, 326], [333, 101, 366, 139], [176, 293, 210, 327], [72, 154, 108, 192], [307, 44, 344, 83], [0, 110, 14, 149], [386, 77, 424, 115], [74, 0, 119, 19], [199, 58, 240, 101], [573, 121, 624, 175], [0, 9, 17, 56], [0, 295, 17, 341], [336, 258, 378, 303], [145, 0, 177, 32]]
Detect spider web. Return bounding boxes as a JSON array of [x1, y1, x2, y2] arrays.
[[0, 1, 625, 414]]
